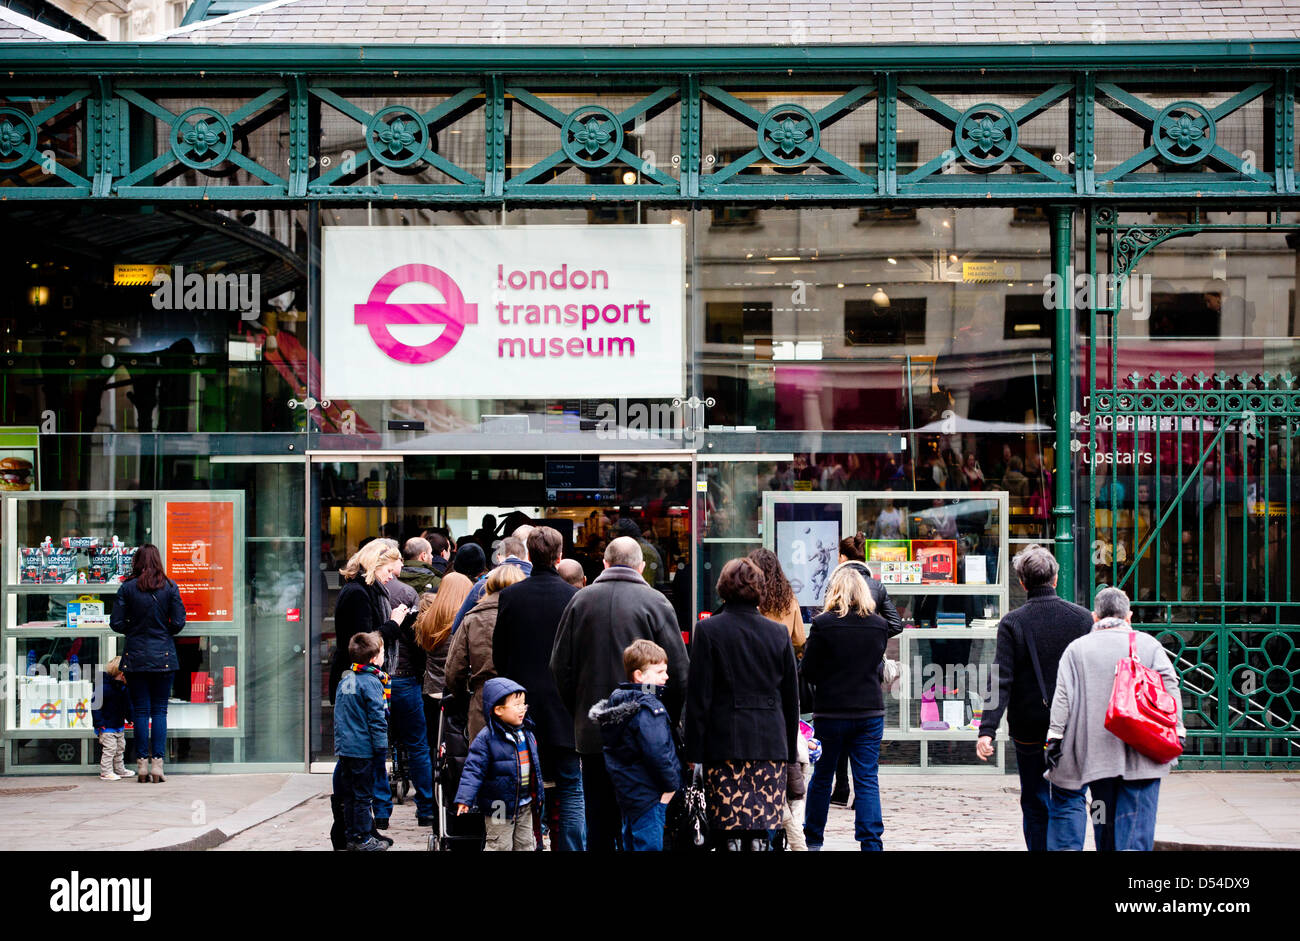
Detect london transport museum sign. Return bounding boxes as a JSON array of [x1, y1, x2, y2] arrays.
[[323, 225, 685, 400]]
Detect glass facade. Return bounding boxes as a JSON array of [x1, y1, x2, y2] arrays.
[[1, 66, 1297, 771]]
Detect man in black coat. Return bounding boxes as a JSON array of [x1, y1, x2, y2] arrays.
[[493, 527, 584, 851], [976, 544, 1091, 851], [550, 536, 689, 851]]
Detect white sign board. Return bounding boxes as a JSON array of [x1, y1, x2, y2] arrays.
[[322, 225, 684, 400]]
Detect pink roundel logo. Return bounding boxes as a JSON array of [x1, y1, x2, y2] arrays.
[[354, 264, 478, 365]]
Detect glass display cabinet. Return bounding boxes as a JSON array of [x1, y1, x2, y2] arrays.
[[764, 489, 1012, 773], [1, 490, 245, 772]]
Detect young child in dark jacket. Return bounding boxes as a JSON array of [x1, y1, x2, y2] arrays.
[[455, 676, 543, 851], [92, 656, 133, 781], [589, 640, 681, 851], [333, 630, 391, 852]]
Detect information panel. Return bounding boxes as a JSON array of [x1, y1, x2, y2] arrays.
[[165, 501, 235, 622]]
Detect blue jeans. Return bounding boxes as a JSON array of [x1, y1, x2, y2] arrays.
[[1087, 777, 1161, 851], [338, 755, 377, 844], [124, 671, 172, 760], [1013, 741, 1050, 852], [370, 747, 395, 821], [1046, 781, 1091, 850], [621, 801, 667, 852], [804, 715, 884, 850], [542, 745, 586, 851], [386, 677, 434, 817]]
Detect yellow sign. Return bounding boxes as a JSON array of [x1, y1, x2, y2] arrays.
[[113, 264, 169, 287], [962, 261, 1022, 282]]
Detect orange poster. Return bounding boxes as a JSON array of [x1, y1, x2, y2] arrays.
[[166, 501, 235, 622]]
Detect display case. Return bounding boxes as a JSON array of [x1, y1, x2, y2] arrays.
[[1, 491, 246, 772], [764, 489, 1012, 773]]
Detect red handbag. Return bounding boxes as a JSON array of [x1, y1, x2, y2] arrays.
[[1104, 631, 1183, 763]]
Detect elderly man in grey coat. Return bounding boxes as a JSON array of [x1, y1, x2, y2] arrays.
[[1044, 587, 1185, 851], [550, 536, 689, 852]]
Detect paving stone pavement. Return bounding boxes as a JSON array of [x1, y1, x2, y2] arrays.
[[0, 769, 1293, 851], [214, 775, 1030, 851]]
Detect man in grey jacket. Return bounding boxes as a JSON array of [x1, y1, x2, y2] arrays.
[[550, 536, 689, 851], [1045, 586, 1185, 851]]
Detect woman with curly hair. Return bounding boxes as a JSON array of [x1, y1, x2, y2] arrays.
[[685, 557, 800, 851], [747, 547, 806, 657]]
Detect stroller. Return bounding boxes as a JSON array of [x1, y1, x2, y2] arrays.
[[388, 735, 411, 806], [428, 692, 485, 851]]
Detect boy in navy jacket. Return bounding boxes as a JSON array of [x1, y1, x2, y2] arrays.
[[333, 631, 391, 852], [92, 656, 133, 780], [455, 676, 543, 851], [589, 640, 681, 851]]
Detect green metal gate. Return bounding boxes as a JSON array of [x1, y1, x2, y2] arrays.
[[1087, 208, 1300, 768]]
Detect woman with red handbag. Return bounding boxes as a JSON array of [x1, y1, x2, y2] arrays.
[[1044, 587, 1185, 851]]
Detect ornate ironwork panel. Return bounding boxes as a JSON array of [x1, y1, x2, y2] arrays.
[[0, 83, 94, 198], [110, 80, 292, 198], [1087, 209, 1300, 767], [502, 84, 682, 200], [1, 62, 1299, 203], [307, 80, 488, 200]]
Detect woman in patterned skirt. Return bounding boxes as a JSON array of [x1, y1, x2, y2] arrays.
[[685, 557, 801, 851]]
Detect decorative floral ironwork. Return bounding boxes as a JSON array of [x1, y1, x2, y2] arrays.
[[365, 105, 430, 169], [757, 104, 821, 168], [954, 102, 1018, 169], [560, 105, 624, 169], [0, 119, 26, 156], [1152, 101, 1216, 166], [0, 107, 40, 171], [1113, 225, 1182, 277], [170, 106, 234, 169]]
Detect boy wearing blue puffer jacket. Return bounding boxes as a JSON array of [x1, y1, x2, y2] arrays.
[[455, 676, 543, 851], [589, 640, 681, 851]]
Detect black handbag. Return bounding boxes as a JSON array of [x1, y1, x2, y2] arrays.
[[666, 777, 710, 852]]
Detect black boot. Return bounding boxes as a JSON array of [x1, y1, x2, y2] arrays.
[[329, 795, 346, 851]]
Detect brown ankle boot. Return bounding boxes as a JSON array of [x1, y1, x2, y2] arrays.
[[137, 758, 150, 783], [150, 757, 165, 783]]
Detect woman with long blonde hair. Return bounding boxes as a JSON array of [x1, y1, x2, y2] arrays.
[[444, 564, 527, 742], [800, 565, 901, 851]]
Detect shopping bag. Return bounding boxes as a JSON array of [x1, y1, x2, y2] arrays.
[[1104, 632, 1182, 763]]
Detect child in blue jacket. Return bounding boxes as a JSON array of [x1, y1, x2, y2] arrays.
[[92, 656, 133, 780], [455, 676, 543, 851], [333, 630, 391, 852], [589, 639, 681, 851]]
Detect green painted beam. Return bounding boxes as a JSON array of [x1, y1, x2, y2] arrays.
[[2, 41, 1300, 74]]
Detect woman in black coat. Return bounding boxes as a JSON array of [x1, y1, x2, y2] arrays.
[[109, 544, 186, 784], [685, 557, 800, 851], [328, 541, 409, 705], [800, 565, 901, 851]]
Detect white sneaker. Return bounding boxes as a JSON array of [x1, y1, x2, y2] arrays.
[[115, 768, 135, 778], [99, 772, 121, 781]]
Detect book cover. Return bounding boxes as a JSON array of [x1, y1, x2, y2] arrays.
[[912, 539, 957, 583], [867, 540, 910, 563]]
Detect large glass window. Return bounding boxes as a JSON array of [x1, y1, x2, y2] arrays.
[[0, 206, 309, 436]]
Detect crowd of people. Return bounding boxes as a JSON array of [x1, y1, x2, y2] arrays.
[[326, 521, 1184, 852]]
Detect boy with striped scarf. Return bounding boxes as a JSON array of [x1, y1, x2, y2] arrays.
[[333, 631, 392, 852]]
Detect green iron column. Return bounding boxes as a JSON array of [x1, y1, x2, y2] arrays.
[[1050, 205, 1076, 600]]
